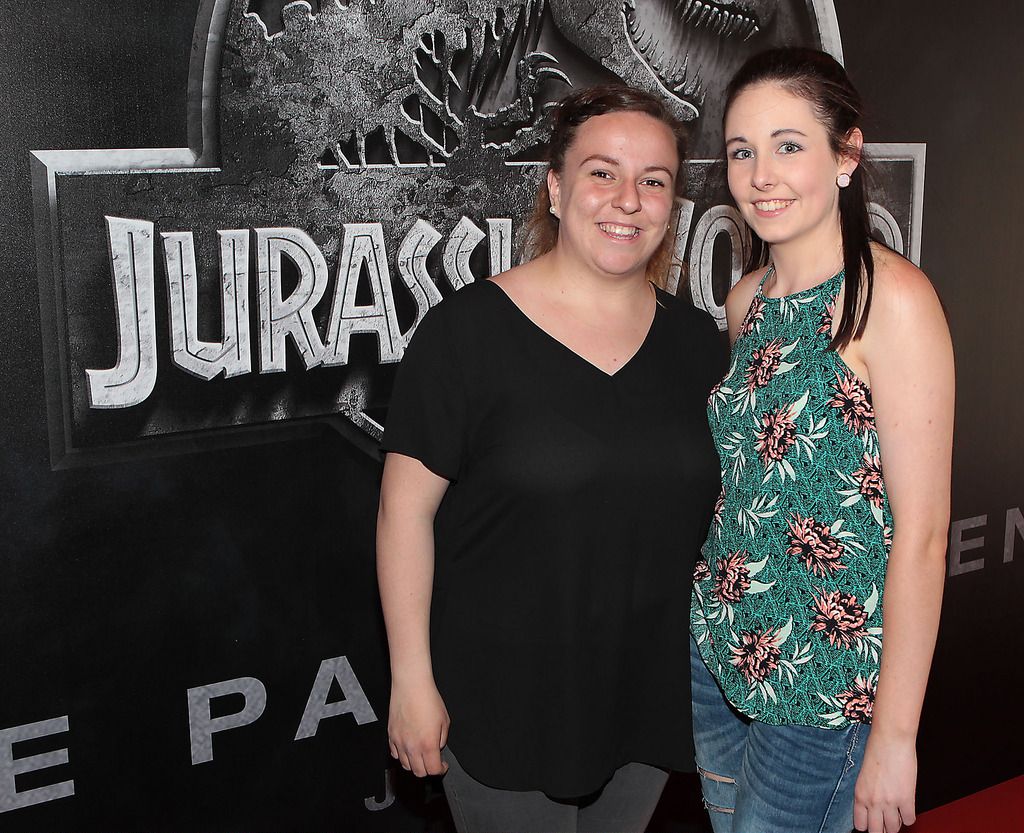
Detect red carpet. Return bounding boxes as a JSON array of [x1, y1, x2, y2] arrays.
[[911, 776, 1024, 833]]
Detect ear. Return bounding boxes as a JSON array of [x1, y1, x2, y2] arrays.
[[841, 127, 864, 177], [546, 169, 561, 216]]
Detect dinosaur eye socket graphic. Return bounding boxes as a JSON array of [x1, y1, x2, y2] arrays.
[[31, 0, 918, 468]]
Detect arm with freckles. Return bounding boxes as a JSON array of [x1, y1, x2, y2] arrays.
[[377, 452, 452, 777], [851, 253, 954, 833]]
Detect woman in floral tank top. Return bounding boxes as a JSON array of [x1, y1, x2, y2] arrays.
[[689, 49, 954, 833]]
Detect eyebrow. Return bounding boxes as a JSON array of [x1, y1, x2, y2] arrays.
[[579, 154, 675, 177], [725, 128, 809, 146]]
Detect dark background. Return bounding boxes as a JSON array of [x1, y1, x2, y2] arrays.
[[1, 1, 1020, 829]]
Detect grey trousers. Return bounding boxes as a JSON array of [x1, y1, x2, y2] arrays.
[[441, 747, 669, 833]]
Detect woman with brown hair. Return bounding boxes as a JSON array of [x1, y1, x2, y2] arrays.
[[377, 84, 725, 831]]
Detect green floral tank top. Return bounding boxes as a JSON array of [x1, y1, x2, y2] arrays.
[[691, 267, 893, 728]]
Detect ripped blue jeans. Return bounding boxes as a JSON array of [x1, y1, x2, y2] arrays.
[[690, 638, 870, 833]]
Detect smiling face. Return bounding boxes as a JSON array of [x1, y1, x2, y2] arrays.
[[547, 111, 679, 283], [724, 82, 859, 255]]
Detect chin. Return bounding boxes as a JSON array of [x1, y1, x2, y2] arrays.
[[595, 256, 652, 278], [745, 220, 789, 246]]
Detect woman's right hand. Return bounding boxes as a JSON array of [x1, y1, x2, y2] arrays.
[[388, 680, 451, 776], [377, 453, 452, 778]]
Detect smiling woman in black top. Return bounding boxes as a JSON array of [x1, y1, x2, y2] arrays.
[[377, 85, 725, 832]]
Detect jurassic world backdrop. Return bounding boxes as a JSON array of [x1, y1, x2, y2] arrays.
[[1, 0, 1020, 829]]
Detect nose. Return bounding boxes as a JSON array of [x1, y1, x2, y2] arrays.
[[751, 154, 776, 190], [612, 179, 641, 214]]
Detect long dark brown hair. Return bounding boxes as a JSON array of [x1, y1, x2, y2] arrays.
[[520, 84, 689, 288], [725, 48, 877, 350]]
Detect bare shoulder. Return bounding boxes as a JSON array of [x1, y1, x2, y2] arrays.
[[859, 244, 952, 375], [490, 256, 548, 303], [867, 245, 946, 329], [490, 258, 536, 290]]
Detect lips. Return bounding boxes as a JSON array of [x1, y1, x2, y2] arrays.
[[598, 222, 641, 239]]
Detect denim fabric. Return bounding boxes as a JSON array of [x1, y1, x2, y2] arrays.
[[441, 747, 668, 833], [690, 638, 870, 833]]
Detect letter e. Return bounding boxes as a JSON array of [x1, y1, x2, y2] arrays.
[[0, 716, 74, 813], [949, 515, 986, 576]]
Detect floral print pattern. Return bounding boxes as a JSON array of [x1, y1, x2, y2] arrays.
[[817, 298, 836, 335], [692, 268, 893, 728], [809, 590, 867, 648], [786, 513, 847, 577], [745, 339, 785, 390], [838, 674, 877, 723], [755, 406, 798, 464], [729, 628, 781, 683], [739, 294, 765, 337], [713, 551, 752, 603], [853, 453, 885, 510], [830, 370, 875, 439]]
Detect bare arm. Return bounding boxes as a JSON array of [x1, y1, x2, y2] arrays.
[[851, 253, 955, 833], [377, 452, 452, 777]]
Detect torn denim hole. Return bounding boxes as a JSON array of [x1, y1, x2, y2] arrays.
[[697, 765, 736, 784], [702, 799, 735, 814]]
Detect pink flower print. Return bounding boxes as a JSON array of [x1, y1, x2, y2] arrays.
[[729, 628, 781, 683], [809, 590, 868, 648], [818, 298, 836, 335], [739, 295, 765, 337], [786, 514, 847, 577], [713, 551, 751, 603], [853, 452, 885, 509], [830, 370, 875, 437], [712, 490, 725, 531], [744, 339, 784, 391], [837, 675, 876, 723], [755, 406, 797, 465], [693, 558, 712, 583]]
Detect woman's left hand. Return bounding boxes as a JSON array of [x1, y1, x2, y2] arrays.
[[853, 732, 917, 833]]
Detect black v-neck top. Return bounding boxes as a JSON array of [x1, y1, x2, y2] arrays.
[[382, 278, 727, 797]]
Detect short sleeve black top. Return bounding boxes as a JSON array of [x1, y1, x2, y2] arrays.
[[382, 278, 726, 797]]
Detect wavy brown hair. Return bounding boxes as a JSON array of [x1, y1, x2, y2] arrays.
[[519, 84, 689, 288]]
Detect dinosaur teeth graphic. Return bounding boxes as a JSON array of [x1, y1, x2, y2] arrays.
[[622, 0, 773, 114]]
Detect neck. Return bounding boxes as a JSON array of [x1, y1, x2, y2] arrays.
[[542, 248, 652, 306], [767, 227, 844, 295]]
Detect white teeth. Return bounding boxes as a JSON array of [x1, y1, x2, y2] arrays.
[[755, 200, 792, 211], [599, 223, 640, 238]]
